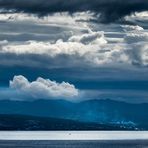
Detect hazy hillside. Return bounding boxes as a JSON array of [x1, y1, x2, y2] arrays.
[[0, 114, 137, 131], [0, 99, 148, 130]]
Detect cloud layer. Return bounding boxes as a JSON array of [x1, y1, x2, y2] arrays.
[[0, 28, 148, 67], [0, 0, 148, 22], [0, 10, 148, 103]]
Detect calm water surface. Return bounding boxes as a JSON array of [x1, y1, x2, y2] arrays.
[[0, 140, 148, 148]]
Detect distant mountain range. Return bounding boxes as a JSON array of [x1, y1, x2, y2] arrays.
[[0, 99, 148, 130]]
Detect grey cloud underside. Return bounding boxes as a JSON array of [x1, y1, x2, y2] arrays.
[[0, 0, 148, 22]]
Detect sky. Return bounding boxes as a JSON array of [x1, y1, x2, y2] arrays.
[[0, 0, 148, 103]]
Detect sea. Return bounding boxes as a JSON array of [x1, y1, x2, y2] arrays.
[[0, 131, 148, 148]]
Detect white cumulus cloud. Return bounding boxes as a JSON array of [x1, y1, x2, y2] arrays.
[[124, 32, 148, 43], [122, 25, 144, 32], [68, 31, 107, 45], [10, 75, 79, 100], [123, 32, 148, 66], [0, 31, 128, 66]]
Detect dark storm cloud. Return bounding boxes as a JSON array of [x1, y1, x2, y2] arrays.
[[0, 0, 148, 22]]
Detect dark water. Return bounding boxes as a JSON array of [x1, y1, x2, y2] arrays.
[[0, 140, 148, 148]]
